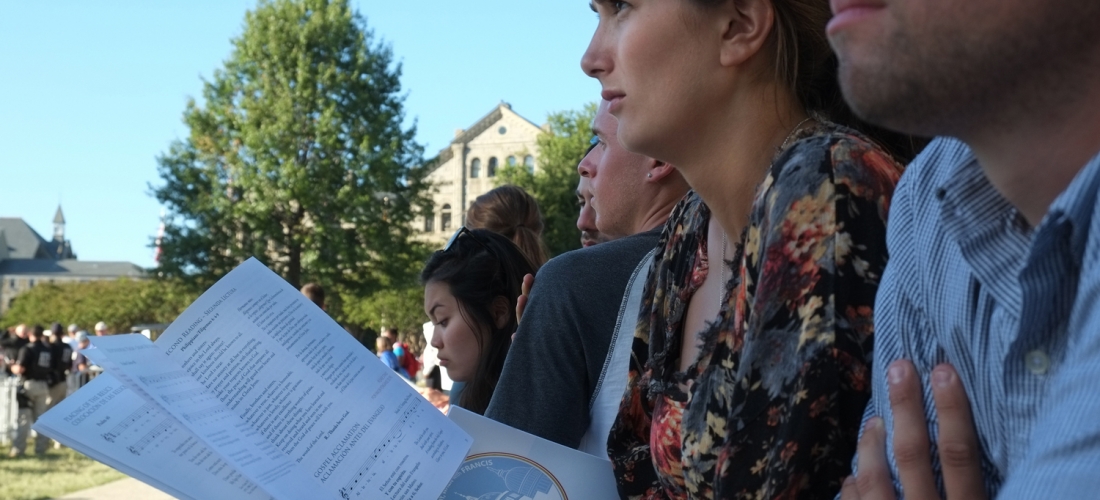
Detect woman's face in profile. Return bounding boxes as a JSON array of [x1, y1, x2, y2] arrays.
[[581, 0, 719, 160], [423, 281, 482, 382]]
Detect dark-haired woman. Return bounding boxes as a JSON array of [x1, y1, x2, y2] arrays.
[[583, 0, 915, 498], [421, 228, 535, 415]]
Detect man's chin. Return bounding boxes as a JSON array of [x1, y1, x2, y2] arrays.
[[839, 65, 914, 132]]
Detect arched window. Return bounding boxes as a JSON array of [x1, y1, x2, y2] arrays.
[[523, 155, 535, 173], [507, 155, 516, 167], [441, 204, 453, 232], [423, 213, 434, 232], [470, 158, 481, 178], [487, 157, 498, 177]]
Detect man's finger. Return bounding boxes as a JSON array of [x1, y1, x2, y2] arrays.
[[930, 364, 987, 500], [854, 417, 897, 499], [515, 295, 528, 324], [516, 274, 534, 323], [841, 476, 861, 500], [887, 360, 939, 500], [521, 274, 534, 295]]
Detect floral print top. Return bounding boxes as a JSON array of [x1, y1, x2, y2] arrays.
[[607, 121, 904, 499]]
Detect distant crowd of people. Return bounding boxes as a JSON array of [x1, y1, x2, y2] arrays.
[[1, 321, 106, 457]]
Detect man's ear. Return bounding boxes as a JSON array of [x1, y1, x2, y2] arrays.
[[646, 160, 679, 183], [717, 0, 775, 68], [490, 296, 511, 330]]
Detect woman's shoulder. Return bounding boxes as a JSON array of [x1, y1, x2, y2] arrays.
[[655, 190, 707, 254], [769, 121, 905, 202], [664, 190, 706, 230]]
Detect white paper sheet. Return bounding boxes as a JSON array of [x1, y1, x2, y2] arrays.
[[84, 332, 326, 499], [34, 373, 272, 500], [84, 258, 471, 500], [442, 406, 620, 500]]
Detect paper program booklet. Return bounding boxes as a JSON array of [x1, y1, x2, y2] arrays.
[[34, 258, 617, 500]]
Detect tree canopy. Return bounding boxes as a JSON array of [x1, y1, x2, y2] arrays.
[[152, 0, 430, 299], [497, 103, 596, 257], [1, 280, 199, 333]]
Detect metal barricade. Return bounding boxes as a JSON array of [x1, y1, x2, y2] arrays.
[[65, 368, 101, 396], [0, 376, 19, 447], [0, 369, 102, 447]]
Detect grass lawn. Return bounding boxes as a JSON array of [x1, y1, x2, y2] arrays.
[[0, 448, 124, 500]]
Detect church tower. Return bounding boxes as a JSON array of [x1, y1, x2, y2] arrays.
[[53, 205, 65, 242], [50, 205, 74, 259]]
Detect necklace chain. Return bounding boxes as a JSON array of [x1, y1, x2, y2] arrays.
[[714, 118, 811, 312], [777, 116, 816, 154], [718, 231, 728, 310]]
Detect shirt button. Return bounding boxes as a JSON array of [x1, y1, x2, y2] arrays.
[[1025, 350, 1050, 375]]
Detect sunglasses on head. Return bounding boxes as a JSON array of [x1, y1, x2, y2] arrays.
[[585, 135, 599, 156], [443, 226, 507, 274], [444, 226, 491, 254]]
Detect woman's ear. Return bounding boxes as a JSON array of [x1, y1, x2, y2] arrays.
[[718, 0, 775, 67], [489, 296, 512, 330]]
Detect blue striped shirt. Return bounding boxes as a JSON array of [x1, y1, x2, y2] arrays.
[[863, 137, 1100, 499]]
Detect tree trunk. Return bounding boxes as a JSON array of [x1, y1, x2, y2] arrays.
[[287, 239, 302, 289]]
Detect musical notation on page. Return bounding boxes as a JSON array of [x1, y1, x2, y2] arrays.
[[101, 404, 154, 443], [127, 418, 174, 456], [139, 370, 191, 388], [182, 405, 230, 423], [159, 387, 208, 404], [338, 405, 420, 499]]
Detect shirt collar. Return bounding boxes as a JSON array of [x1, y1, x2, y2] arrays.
[[935, 141, 1100, 312], [936, 145, 1030, 313], [1038, 148, 1100, 260]]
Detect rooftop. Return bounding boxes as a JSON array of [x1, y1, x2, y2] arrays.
[[0, 218, 54, 259], [0, 259, 144, 278]]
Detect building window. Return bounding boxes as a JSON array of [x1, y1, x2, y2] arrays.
[[441, 204, 452, 232], [507, 155, 516, 167], [524, 155, 535, 173], [7, 279, 13, 289], [470, 158, 481, 178], [487, 157, 498, 177], [28, 279, 35, 288], [423, 213, 434, 232], [498, 126, 507, 135]]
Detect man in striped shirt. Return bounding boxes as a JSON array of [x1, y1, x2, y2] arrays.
[[827, 0, 1100, 498]]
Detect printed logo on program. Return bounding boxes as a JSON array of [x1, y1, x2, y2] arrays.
[[440, 452, 566, 500]]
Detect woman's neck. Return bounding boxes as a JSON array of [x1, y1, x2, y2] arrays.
[[678, 84, 807, 240]]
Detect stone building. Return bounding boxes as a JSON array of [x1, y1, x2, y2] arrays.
[[0, 206, 144, 314], [417, 103, 544, 245]]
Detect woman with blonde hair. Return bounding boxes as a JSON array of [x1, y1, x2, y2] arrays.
[[583, 0, 918, 497], [466, 185, 550, 270]]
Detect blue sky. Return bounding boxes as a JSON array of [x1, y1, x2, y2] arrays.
[[0, 1, 599, 269]]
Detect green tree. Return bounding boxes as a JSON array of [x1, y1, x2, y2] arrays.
[[498, 103, 596, 257], [342, 286, 426, 351], [152, 0, 430, 302], [1, 280, 199, 333]]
